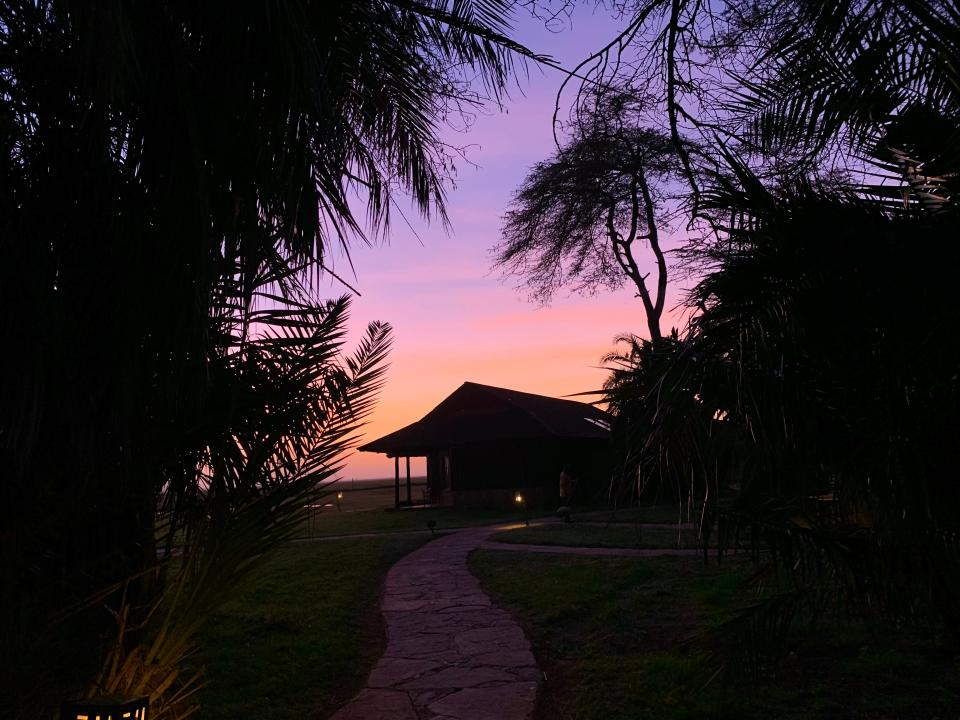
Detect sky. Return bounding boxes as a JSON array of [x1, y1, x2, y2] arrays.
[[331, 5, 688, 480]]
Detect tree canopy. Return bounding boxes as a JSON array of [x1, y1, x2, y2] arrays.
[[494, 89, 688, 342], [0, 1, 531, 715], [585, 0, 960, 668]]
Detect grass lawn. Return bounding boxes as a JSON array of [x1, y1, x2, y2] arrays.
[[192, 535, 430, 720], [574, 505, 701, 525], [492, 522, 703, 549], [301, 504, 548, 538], [294, 478, 551, 537], [469, 550, 960, 720], [324, 480, 430, 512], [298, 483, 686, 539]]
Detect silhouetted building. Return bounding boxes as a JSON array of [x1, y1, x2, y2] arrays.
[[359, 381, 612, 509]]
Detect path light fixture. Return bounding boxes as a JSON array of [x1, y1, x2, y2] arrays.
[[336, 491, 343, 511], [514, 493, 529, 527], [62, 696, 149, 720]]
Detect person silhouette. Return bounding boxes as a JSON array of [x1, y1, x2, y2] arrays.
[[559, 465, 575, 522]]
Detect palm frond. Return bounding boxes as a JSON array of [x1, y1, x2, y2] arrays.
[[734, 0, 960, 196], [606, 165, 960, 670], [1, 3, 525, 713], [97, 296, 391, 718]]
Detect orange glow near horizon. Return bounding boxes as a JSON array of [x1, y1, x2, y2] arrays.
[[342, 301, 689, 480]]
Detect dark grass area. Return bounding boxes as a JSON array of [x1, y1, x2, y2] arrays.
[[324, 480, 430, 512], [192, 535, 430, 720], [300, 505, 548, 538], [492, 523, 703, 549], [297, 490, 687, 539], [293, 477, 550, 537], [574, 505, 700, 525], [469, 550, 960, 720]]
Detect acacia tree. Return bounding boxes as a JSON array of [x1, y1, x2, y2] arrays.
[[493, 90, 687, 344], [587, 0, 960, 509], [561, 0, 960, 500], [584, 0, 960, 670]]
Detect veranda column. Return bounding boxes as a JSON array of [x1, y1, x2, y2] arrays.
[[394, 456, 400, 509], [406, 456, 412, 504]]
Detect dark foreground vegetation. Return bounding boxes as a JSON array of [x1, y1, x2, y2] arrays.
[[506, 0, 960, 679], [1, 1, 531, 716], [4, 0, 960, 716]]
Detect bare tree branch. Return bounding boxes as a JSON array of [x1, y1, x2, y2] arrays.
[[492, 88, 688, 343]]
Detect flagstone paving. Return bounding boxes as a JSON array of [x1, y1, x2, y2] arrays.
[[330, 526, 540, 720], [329, 522, 710, 720]]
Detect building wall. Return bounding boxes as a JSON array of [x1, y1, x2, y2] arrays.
[[425, 438, 610, 509], [447, 486, 550, 510], [426, 452, 451, 505]]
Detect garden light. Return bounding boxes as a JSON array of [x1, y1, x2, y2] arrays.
[[515, 493, 529, 526], [61, 696, 149, 720]]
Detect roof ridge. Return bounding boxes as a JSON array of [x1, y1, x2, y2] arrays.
[[464, 380, 593, 405], [359, 381, 610, 455], [472, 382, 556, 435]]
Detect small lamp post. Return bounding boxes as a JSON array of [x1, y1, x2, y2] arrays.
[[62, 696, 149, 720], [336, 491, 343, 511], [514, 493, 528, 527]]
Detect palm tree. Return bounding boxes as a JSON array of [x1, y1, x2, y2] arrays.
[[0, 1, 532, 715], [697, 177, 960, 665], [733, 0, 960, 196], [552, 0, 960, 215], [89, 290, 394, 720]]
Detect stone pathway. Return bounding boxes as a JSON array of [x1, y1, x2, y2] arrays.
[[330, 526, 539, 720]]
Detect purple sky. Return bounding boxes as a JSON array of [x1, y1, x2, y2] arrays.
[[333, 5, 688, 479]]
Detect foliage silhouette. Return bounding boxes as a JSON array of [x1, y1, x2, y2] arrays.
[[494, 90, 689, 343], [580, 0, 960, 674], [0, 1, 530, 715]]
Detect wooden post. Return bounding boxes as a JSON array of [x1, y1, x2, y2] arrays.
[[394, 456, 400, 509], [406, 456, 412, 505]]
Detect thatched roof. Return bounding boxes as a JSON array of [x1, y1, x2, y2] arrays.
[[358, 381, 611, 457]]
